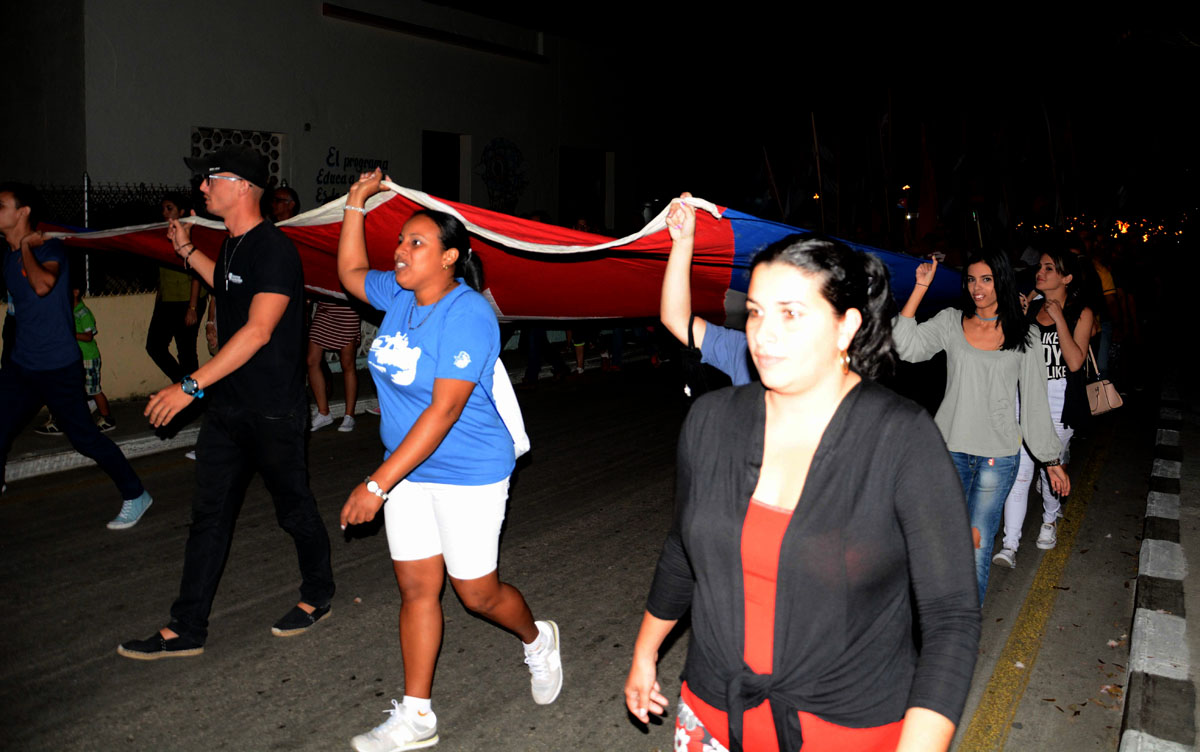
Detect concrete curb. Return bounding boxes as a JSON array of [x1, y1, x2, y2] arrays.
[[1120, 378, 1196, 751], [5, 396, 380, 483], [3, 358, 588, 484]]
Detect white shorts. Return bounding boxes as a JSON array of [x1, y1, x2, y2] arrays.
[[383, 477, 510, 580]]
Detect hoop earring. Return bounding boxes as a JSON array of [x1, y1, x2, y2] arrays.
[[839, 349, 850, 375]]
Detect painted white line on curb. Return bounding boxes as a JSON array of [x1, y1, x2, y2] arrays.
[[1152, 459, 1182, 479], [1146, 492, 1181, 521], [1129, 609, 1190, 680], [1118, 729, 1194, 752], [1155, 429, 1180, 447], [1139, 540, 1188, 581]]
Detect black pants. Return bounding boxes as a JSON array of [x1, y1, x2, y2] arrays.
[[168, 401, 334, 643], [0, 360, 143, 498], [146, 300, 200, 384]]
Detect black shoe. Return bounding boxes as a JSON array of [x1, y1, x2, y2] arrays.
[[271, 603, 331, 637], [34, 420, 63, 436], [117, 632, 204, 660]]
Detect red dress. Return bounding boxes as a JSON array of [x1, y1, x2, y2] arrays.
[[677, 499, 904, 751]]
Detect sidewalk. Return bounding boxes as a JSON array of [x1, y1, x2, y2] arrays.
[[3, 385, 379, 484], [4, 333, 656, 484]]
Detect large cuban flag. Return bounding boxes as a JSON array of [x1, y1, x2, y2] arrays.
[[53, 182, 958, 322]]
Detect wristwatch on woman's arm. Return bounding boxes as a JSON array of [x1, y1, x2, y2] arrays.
[[364, 477, 389, 501]]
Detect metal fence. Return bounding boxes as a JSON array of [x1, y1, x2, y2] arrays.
[[41, 177, 193, 296]]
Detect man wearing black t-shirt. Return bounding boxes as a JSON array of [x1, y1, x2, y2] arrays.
[[119, 146, 334, 660]]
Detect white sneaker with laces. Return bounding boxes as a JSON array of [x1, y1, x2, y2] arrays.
[[338, 415, 356, 433], [524, 620, 563, 705], [351, 700, 438, 752], [992, 548, 1017, 568], [310, 412, 334, 431], [1036, 522, 1057, 550]]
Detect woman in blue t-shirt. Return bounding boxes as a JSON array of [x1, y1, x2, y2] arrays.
[[337, 169, 562, 752]]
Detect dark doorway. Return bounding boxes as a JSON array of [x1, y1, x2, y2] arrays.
[[559, 145, 606, 231], [422, 130, 460, 201]]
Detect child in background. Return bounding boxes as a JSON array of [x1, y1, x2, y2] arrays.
[[38, 289, 115, 434]]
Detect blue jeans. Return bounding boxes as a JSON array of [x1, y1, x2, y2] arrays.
[[950, 451, 1020, 605]]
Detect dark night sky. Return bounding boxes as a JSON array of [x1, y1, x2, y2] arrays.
[[432, 9, 1198, 244]]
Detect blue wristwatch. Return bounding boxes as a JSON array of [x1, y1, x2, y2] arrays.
[[181, 375, 205, 399]]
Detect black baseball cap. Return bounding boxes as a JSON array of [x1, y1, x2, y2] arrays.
[[184, 145, 270, 189]]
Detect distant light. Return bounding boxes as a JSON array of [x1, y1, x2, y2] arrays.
[[813, 193, 820, 200], [901, 184, 911, 191], [905, 213, 913, 220]]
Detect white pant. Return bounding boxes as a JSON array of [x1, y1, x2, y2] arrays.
[[1001, 379, 1072, 551], [384, 477, 510, 580]]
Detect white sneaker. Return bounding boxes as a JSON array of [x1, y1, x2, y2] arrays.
[[338, 415, 356, 433], [351, 700, 438, 752], [366, 405, 381, 416], [310, 412, 334, 431], [1036, 522, 1057, 550], [992, 548, 1017, 568], [524, 620, 563, 705]]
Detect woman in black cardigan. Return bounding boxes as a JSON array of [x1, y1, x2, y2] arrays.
[[625, 236, 980, 752]]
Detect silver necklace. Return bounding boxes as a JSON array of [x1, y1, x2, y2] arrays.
[[223, 232, 248, 291], [407, 283, 457, 330]]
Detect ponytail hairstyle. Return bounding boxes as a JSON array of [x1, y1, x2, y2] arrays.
[[750, 234, 897, 380], [962, 247, 1029, 352], [410, 209, 484, 292]]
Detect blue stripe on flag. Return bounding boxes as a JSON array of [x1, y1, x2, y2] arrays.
[[724, 209, 959, 308]]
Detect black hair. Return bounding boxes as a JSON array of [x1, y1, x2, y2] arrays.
[[750, 233, 897, 380], [0, 181, 44, 229], [409, 209, 483, 292], [961, 248, 1029, 352], [161, 192, 191, 216], [275, 185, 301, 213], [1038, 246, 1086, 308]]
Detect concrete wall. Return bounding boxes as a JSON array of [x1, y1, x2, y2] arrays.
[[1, 0, 87, 185], [78, 0, 630, 219], [0, 293, 213, 401]]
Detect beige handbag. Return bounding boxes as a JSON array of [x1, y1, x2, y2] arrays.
[[1085, 347, 1123, 415]]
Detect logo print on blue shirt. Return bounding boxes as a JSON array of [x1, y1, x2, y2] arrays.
[[453, 351, 471, 369], [370, 333, 421, 386]]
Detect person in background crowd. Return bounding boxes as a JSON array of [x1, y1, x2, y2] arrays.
[[993, 248, 1093, 569], [0, 182, 153, 526], [271, 185, 301, 223], [147, 194, 206, 385], [308, 298, 361, 432], [627, 235, 979, 752], [1088, 238, 1123, 381], [38, 286, 117, 434], [660, 192, 754, 385], [893, 249, 1069, 604]]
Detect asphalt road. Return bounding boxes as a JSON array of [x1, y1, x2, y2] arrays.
[[0, 365, 1154, 751]]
